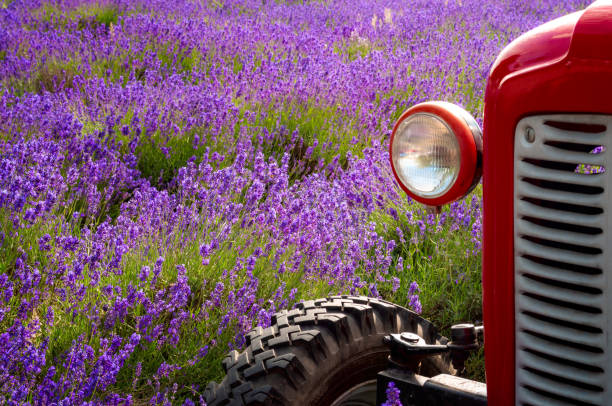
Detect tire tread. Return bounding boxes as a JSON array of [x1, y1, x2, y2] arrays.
[[205, 295, 450, 406]]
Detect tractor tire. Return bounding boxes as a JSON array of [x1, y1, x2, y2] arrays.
[[203, 295, 452, 406]]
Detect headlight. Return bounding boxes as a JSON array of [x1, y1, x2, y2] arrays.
[[390, 101, 482, 205]]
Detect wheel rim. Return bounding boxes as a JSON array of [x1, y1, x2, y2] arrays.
[[330, 379, 378, 406]]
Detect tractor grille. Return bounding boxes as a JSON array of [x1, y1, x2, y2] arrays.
[[514, 115, 610, 406]]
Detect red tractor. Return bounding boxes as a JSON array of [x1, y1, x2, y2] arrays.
[[205, 1, 612, 404]]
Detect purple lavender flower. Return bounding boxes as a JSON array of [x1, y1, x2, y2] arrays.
[[382, 381, 403, 406], [408, 281, 422, 314]]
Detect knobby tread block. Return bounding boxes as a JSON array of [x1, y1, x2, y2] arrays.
[[279, 325, 300, 337], [305, 308, 327, 316], [293, 314, 316, 325], [235, 351, 251, 371], [243, 362, 266, 380], [273, 314, 289, 328], [204, 381, 218, 401], [242, 385, 277, 405], [227, 367, 243, 388], [234, 383, 253, 398], [289, 329, 326, 361], [265, 353, 306, 389], [316, 313, 349, 343], [298, 300, 317, 310], [254, 349, 276, 363], [208, 382, 229, 406], [222, 350, 240, 373], [245, 327, 263, 346], [250, 339, 265, 355], [266, 335, 290, 348]]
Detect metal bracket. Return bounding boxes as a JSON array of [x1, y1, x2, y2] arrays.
[[448, 323, 483, 374], [384, 323, 484, 374], [380, 325, 487, 404], [383, 332, 448, 371], [377, 368, 487, 406]]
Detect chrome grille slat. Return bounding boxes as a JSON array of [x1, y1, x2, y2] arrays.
[[515, 114, 610, 406], [518, 161, 605, 185], [540, 121, 608, 141], [521, 146, 605, 165], [519, 370, 603, 405], [516, 235, 603, 266], [520, 329, 604, 353], [517, 200, 604, 226], [516, 257, 605, 287], [520, 313, 604, 346], [517, 295, 603, 327], [519, 350, 605, 387], [517, 275, 603, 308], [517, 331, 605, 366], [518, 182, 604, 207], [517, 386, 586, 406]]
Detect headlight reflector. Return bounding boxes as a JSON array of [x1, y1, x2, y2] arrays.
[[391, 113, 460, 198]]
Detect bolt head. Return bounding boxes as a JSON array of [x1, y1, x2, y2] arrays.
[[451, 323, 476, 343], [400, 332, 421, 343], [525, 127, 535, 143]]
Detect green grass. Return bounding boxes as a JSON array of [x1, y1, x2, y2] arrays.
[[135, 130, 209, 187], [5, 56, 81, 96], [6, 39, 204, 96], [32, 2, 123, 30], [234, 100, 368, 181], [368, 188, 484, 380], [333, 37, 380, 62]]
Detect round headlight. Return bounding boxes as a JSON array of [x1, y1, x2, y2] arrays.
[[390, 101, 482, 205]]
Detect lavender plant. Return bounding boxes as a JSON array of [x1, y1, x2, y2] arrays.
[[0, 0, 590, 403], [382, 381, 402, 406]]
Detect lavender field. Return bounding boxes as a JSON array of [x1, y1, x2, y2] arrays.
[[0, 0, 590, 404]]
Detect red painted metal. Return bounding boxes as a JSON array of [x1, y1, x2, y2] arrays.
[[389, 101, 480, 206], [569, 0, 612, 60], [483, 1, 612, 405]]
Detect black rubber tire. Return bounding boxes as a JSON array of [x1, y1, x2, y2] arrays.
[[204, 295, 452, 406]]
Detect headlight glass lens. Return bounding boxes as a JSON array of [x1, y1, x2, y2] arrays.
[[391, 113, 460, 198]]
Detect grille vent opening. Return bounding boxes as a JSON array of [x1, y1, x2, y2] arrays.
[[523, 384, 598, 406], [520, 235, 603, 255], [522, 329, 604, 354], [521, 178, 604, 195], [575, 163, 606, 175], [521, 273, 603, 294], [523, 158, 584, 172], [522, 158, 606, 175], [522, 311, 603, 334], [521, 216, 603, 235], [543, 120, 607, 134], [522, 254, 602, 275], [521, 292, 602, 314], [544, 141, 605, 154], [523, 366, 604, 392], [522, 348, 604, 373], [520, 197, 603, 215]]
